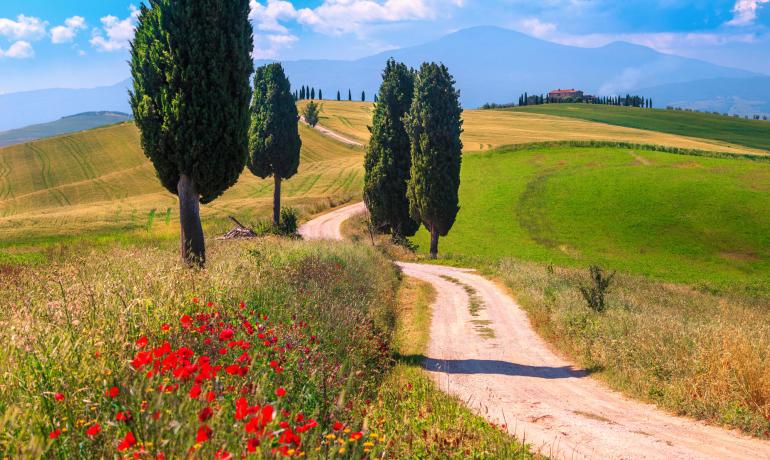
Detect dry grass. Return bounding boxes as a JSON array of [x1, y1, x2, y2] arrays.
[[0, 122, 363, 243], [313, 101, 765, 155], [493, 258, 770, 437]]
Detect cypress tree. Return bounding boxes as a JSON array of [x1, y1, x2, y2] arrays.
[[311, 87, 315, 100], [318, 89, 323, 100], [300, 86, 305, 100], [130, 0, 253, 266], [247, 63, 302, 227], [364, 59, 419, 238], [361, 90, 366, 102], [405, 63, 463, 259], [337, 90, 341, 101], [348, 89, 352, 101]]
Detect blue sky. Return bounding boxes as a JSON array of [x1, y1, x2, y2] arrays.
[[0, 0, 768, 93]]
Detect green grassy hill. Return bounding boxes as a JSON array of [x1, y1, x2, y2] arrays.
[[0, 112, 132, 147], [510, 104, 770, 152], [0, 120, 363, 251], [413, 143, 770, 289]]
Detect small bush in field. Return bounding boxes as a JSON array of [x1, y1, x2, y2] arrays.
[[580, 265, 615, 312], [277, 208, 299, 236]]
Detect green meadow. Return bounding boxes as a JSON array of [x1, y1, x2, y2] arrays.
[[511, 104, 770, 152], [413, 143, 770, 289]]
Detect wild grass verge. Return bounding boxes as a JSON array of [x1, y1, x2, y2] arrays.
[[0, 239, 397, 458], [493, 258, 770, 437]]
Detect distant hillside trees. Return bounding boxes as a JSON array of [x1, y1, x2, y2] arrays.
[[129, 0, 253, 266], [509, 92, 651, 108], [364, 59, 419, 239], [247, 63, 302, 227], [405, 63, 463, 259]]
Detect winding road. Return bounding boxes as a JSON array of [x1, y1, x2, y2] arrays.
[[300, 202, 770, 460]]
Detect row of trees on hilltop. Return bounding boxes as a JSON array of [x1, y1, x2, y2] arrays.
[[512, 92, 652, 108], [364, 59, 463, 259], [295, 87, 374, 102], [131, 0, 301, 266]]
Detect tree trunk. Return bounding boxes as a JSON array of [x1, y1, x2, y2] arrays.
[[430, 228, 439, 260], [273, 175, 282, 227], [178, 174, 205, 267]]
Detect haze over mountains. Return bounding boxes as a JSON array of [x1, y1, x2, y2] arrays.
[[0, 26, 767, 133]]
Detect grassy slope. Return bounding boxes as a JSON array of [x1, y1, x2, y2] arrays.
[[511, 104, 770, 152], [412, 145, 770, 289], [0, 112, 132, 148], [312, 101, 766, 155], [0, 121, 363, 246]]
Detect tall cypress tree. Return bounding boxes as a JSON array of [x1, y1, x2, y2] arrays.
[[361, 91, 366, 102], [318, 89, 323, 100], [130, 0, 253, 266], [337, 90, 341, 101], [247, 63, 302, 227], [311, 87, 315, 100], [364, 59, 419, 238], [405, 63, 463, 259], [348, 89, 352, 101]]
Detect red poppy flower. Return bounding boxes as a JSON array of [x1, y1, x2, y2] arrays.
[[192, 297, 199, 304], [54, 393, 64, 401], [219, 329, 234, 341], [239, 301, 246, 309], [198, 407, 214, 422], [105, 386, 119, 398], [189, 384, 202, 399], [86, 424, 101, 437], [206, 391, 216, 402], [49, 429, 61, 440], [161, 323, 170, 332], [275, 387, 286, 398], [117, 431, 136, 451], [116, 411, 132, 422], [136, 336, 149, 349], [349, 432, 363, 441], [196, 425, 212, 443], [333, 421, 344, 431], [247, 438, 260, 452]]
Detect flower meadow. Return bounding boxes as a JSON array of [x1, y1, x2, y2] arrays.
[[0, 240, 398, 458]]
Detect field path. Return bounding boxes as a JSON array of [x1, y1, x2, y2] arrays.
[[300, 117, 364, 147], [299, 202, 770, 460]]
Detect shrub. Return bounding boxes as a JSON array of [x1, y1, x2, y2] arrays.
[[277, 207, 299, 236], [579, 265, 615, 312], [303, 101, 320, 127]]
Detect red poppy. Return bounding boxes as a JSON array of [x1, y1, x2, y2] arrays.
[[105, 386, 119, 398], [215, 450, 233, 460], [333, 421, 344, 431], [192, 297, 199, 304], [275, 387, 286, 398], [86, 424, 101, 437], [54, 393, 64, 401], [117, 431, 136, 451], [136, 336, 149, 349], [189, 384, 202, 399], [49, 429, 61, 440], [161, 323, 170, 332], [349, 432, 363, 441], [239, 301, 246, 309], [206, 391, 216, 402], [116, 411, 132, 422], [247, 438, 260, 452], [219, 329, 234, 341], [198, 407, 214, 422], [196, 425, 212, 443]]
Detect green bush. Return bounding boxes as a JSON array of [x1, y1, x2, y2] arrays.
[[580, 265, 615, 312]]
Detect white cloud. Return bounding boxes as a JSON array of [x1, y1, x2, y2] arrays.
[[51, 16, 86, 44], [515, 17, 557, 38], [253, 33, 299, 59], [90, 5, 140, 52], [0, 15, 47, 41], [0, 40, 34, 59], [726, 0, 769, 26]]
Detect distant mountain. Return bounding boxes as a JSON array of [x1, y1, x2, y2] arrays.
[[266, 26, 761, 110], [638, 77, 770, 117], [0, 80, 131, 132], [0, 111, 133, 148]]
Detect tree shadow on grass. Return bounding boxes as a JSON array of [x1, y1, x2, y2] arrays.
[[396, 354, 590, 379]]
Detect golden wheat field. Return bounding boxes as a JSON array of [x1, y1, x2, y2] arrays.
[[308, 101, 767, 155]]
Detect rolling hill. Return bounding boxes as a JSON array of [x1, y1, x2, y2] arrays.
[[0, 112, 132, 148], [509, 104, 770, 152], [308, 101, 767, 155], [269, 26, 761, 110]]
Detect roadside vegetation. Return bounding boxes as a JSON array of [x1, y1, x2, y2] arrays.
[[492, 258, 770, 437], [511, 104, 770, 152]]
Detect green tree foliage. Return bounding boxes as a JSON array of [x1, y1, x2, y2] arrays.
[[337, 90, 341, 101], [348, 89, 352, 101], [303, 101, 320, 128], [364, 59, 419, 239], [311, 88, 315, 100], [318, 89, 323, 100], [361, 91, 366, 102], [247, 63, 302, 226], [405, 63, 463, 259], [130, 0, 253, 266]]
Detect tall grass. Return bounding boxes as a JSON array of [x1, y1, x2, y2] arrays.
[[0, 239, 398, 458], [494, 258, 770, 437]]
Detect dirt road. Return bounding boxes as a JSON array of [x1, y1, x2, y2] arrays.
[[299, 202, 770, 459], [300, 117, 364, 147]]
